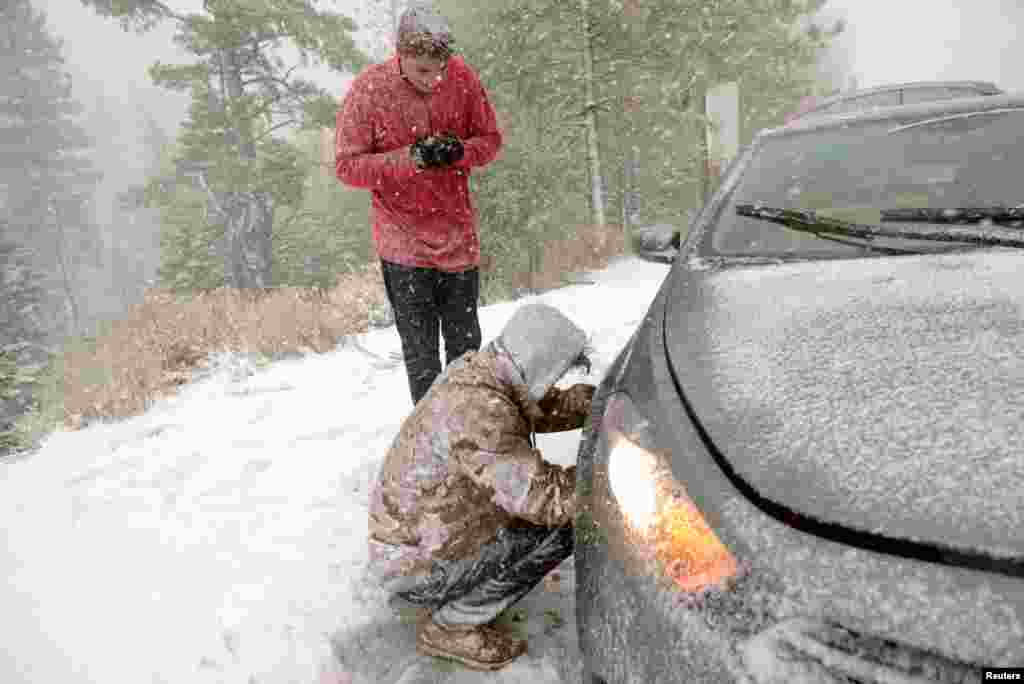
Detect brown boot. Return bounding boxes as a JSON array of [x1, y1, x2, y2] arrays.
[[416, 618, 527, 671]]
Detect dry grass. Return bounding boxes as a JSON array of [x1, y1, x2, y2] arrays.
[[508, 223, 628, 292], [53, 225, 627, 430], [58, 262, 388, 429]]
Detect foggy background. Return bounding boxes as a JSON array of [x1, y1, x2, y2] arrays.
[[834, 0, 1023, 91], [14, 0, 1024, 334], [20, 0, 378, 336], [35, 0, 1024, 143]]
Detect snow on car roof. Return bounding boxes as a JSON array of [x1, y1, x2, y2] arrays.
[[761, 92, 1024, 138], [812, 80, 1000, 105]]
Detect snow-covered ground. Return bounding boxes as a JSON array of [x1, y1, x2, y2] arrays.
[[0, 257, 669, 684]]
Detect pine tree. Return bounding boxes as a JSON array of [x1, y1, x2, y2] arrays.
[[436, 0, 841, 237], [80, 0, 367, 290], [0, 0, 100, 452], [0, 0, 100, 344], [156, 186, 226, 292]]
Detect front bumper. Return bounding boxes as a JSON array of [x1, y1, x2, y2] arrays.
[[741, 618, 979, 684], [576, 413, 1004, 684]]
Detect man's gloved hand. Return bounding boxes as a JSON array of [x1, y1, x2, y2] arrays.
[[434, 133, 465, 166], [563, 383, 596, 416], [409, 137, 436, 169], [410, 133, 465, 169]]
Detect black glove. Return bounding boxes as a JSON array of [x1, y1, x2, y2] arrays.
[[434, 133, 465, 166], [563, 383, 596, 416], [410, 133, 465, 169]]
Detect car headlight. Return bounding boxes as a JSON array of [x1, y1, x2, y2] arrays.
[[603, 393, 740, 594]]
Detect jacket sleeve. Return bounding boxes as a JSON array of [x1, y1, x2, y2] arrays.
[[452, 400, 576, 527], [335, 80, 418, 189], [533, 383, 595, 433], [454, 64, 503, 170]]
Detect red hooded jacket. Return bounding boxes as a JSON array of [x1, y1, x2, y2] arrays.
[[335, 54, 503, 272]]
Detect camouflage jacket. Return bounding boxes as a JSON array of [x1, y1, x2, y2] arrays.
[[367, 346, 589, 585]]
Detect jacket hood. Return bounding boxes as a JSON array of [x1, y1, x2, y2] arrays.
[[495, 303, 588, 402]]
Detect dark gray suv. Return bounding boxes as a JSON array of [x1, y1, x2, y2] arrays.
[[577, 93, 1024, 683]]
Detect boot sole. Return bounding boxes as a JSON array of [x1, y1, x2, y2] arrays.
[[416, 641, 522, 671]]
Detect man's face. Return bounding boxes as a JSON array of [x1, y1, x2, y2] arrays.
[[400, 53, 447, 93]]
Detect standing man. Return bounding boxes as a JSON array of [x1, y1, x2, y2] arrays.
[[335, 2, 503, 404], [368, 303, 595, 670]]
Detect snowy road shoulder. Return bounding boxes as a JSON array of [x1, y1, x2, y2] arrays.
[[0, 257, 669, 684]]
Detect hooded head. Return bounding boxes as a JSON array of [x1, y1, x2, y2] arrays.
[[496, 303, 590, 402]]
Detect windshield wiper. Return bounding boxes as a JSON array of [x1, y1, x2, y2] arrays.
[[881, 207, 1024, 225], [792, 232, 920, 255], [735, 205, 1024, 249], [733, 206, 930, 254], [733, 206, 919, 255]]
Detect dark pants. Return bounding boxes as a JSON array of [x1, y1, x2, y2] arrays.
[[394, 522, 574, 628], [381, 260, 483, 405]]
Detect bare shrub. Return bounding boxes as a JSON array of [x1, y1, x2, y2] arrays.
[[58, 263, 387, 428], [510, 223, 628, 292]]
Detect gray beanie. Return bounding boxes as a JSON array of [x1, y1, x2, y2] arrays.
[[396, 2, 453, 56], [498, 303, 588, 401]]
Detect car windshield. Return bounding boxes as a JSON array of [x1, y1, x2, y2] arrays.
[[706, 108, 1024, 258]]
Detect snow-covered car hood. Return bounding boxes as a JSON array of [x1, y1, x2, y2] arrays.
[[665, 250, 1024, 560]]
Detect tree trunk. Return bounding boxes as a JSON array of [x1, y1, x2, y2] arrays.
[[220, 46, 273, 290], [693, 79, 711, 208], [579, 0, 606, 228], [622, 0, 643, 241], [49, 199, 80, 336], [623, 144, 640, 228], [223, 191, 273, 291]]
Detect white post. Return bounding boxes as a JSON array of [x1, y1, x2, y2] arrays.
[[706, 81, 740, 183]]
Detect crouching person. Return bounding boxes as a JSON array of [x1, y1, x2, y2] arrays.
[[367, 303, 595, 670]]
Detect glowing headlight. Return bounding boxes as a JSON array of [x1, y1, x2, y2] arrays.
[[603, 393, 739, 593], [608, 434, 660, 530]]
